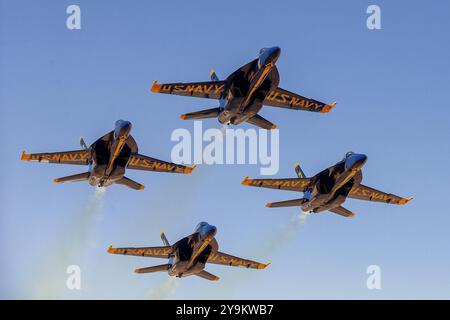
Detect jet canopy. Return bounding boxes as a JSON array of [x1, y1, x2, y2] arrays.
[[343, 151, 355, 160], [194, 221, 209, 233]]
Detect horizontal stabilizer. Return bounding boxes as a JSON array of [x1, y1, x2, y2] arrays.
[[180, 107, 221, 120], [196, 270, 220, 281], [266, 198, 306, 208], [329, 206, 355, 218], [53, 172, 90, 183], [134, 264, 171, 274], [246, 114, 277, 130], [116, 176, 145, 190]]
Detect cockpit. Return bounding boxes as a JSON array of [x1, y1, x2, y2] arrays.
[[114, 120, 132, 140], [342, 151, 354, 161], [343, 152, 367, 171], [257, 47, 281, 69], [194, 222, 209, 233]]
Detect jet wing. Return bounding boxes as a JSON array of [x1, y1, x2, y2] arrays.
[[107, 245, 172, 259], [348, 184, 412, 205], [21, 150, 91, 165], [263, 87, 336, 113], [127, 154, 195, 174], [150, 80, 227, 100], [207, 251, 270, 270], [241, 176, 311, 192]]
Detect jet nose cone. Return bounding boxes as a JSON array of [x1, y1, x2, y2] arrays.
[[122, 121, 132, 134], [115, 120, 132, 139], [359, 154, 367, 163], [271, 46, 281, 57], [267, 47, 281, 64], [356, 154, 367, 167], [206, 225, 217, 238], [346, 153, 367, 171]]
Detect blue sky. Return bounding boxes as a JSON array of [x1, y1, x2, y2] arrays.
[[1, 0, 449, 299]]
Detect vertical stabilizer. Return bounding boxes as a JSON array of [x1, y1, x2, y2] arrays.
[[294, 162, 307, 178], [160, 231, 170, 246]]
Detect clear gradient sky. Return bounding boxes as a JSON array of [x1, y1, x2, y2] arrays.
[[1, 0, 450, 299]]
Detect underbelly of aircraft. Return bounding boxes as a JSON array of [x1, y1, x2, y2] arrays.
[[170, 261, 205, 277], [89, 164, 126, 187], [302, 193, 347, 213], [218, 98, 263, 125]]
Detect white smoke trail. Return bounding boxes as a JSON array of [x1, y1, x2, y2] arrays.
[[262, 212, 309, 253], [68, 187, 106, 251], [191, 212, 310, 299], [144, 276, 180, 300], [29, 187, 106, 299]]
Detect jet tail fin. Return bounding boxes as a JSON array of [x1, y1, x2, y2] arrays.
[[116, 176, 145, 190], [196, 270, 220, 281], [79, 136, 88, 150], [266, 198, 307, 208], [210, 68, 219, 81], [134, 264, 171, 274], [294, 162, 307, 178], [329, 206, 355, 218], [53, 172, 90, 184], [180, 107, 221, 120], [246, 114, 277, 130], [160, 231, 170, 246]]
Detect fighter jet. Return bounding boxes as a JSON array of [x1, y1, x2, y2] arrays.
[[241, 152, 412, 217], [107, 222, 269, 281], [150, 47, 335, 129], [21, 120, 195, 190]]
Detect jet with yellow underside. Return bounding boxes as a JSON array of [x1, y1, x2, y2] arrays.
[[242, 152, 412, 217], [21, 120, 195, 190], [151, 47, 335, 130]]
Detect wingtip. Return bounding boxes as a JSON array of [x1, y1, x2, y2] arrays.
[[259, 262, 271, 269], [270, 124, 277, 130], [134, 268, 142, 274], [241, 176, 251, 186], [183, 165, 196, 174], [150, 80, 161, 93], [320, 101, 336, 113], [265, 203, 273, 208], [209, 68, 215, 77], [180, 114, 188, 120], [294, 162, 300, 168], [107, 245, 116, 254], [138, 185, 145, 190], [53, 178, 62, 183], [399, 197, 413, 205], [21, 151, 30, 161]]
